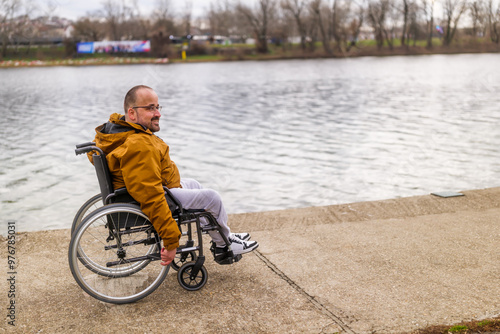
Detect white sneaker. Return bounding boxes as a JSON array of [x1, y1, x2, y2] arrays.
[[228, 236, 258, 255], [230, 232, 251, 241]]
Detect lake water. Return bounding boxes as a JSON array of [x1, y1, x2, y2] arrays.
[[1, 53, 499, 235]]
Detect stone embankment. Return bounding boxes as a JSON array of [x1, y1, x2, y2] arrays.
[[1, 187, 499, 333]]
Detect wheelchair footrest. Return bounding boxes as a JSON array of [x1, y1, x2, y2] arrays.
[[215, 253, 242, 265], [210, 241, 242, 265]]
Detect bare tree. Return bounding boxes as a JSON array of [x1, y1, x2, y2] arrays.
[[8, 14, 24, 53], [181, 0, 193, 36], [73, 16, 106, 42], [441, 0, 468, 46], [152, 0, 178, 35], [310, 0, 332, 54], [269, 5, 291, 49], [237, 0, 276, 53], [399, 0, 411, 46], [126, 0, 149, 39], [331, 0, 365, 52], [19, 0, 38, 54], [406, 0, 419, 46], [349, 1, 365, 48], [281, 0, 309, 51], [384, 0, 398, 49], [305, 4, 319, 51], [367, 0, 390, 48], [100, 0, 153, 40], [0, 0, 22, 57], [469, 0, 487, 36], [407, 5, 420, 45], [422, 0, 436, 48], [488, 0, 499, 42], [102, 0, 126, 40], [208, 0, 236, 36], [154, 0, 171, 21], [8, 0, 37, 53], [331, 0, 344, 51]]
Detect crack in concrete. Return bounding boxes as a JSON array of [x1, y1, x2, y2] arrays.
[[254, 250, 357, 334]]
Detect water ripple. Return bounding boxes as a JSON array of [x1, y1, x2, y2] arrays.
[[1, 54, 500, 234]]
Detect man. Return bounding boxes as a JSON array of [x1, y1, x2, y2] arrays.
[[89, 85, 258, 266]]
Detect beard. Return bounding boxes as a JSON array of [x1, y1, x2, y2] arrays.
[[148, 117, 160, 132], [136, 115, 160, 132]]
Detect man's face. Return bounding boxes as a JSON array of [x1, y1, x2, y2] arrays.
[[129, 88, 161, 132]]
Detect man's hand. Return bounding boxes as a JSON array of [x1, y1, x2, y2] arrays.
[[160, 247, 176, 266]]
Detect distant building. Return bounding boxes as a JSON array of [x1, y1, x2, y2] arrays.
[[192, 35, 231, 45], [7, 15, 73, 45], [358, 26, 375, 41]]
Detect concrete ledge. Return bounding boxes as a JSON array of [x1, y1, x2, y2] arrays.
[[1, 187, 499, 333]]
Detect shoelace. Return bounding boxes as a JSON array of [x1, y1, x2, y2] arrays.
[[229, 237, 244, 244]]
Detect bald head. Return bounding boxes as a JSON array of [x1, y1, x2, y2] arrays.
[[124, 85, 154, 114], [123, 85, 161, 132]]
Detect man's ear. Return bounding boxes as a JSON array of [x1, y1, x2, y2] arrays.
[[126, 108, 137, 122]]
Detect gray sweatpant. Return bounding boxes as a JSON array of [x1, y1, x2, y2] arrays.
[[169, 178, 231, 247]]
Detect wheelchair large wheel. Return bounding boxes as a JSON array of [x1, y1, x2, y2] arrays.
[[72, 203, 157, 278], [71, 194, 150, 276], [68, 203, 169, 304], [71, 193, 102, 234]]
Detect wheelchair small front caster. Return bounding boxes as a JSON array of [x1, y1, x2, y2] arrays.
[[177, 262, 208, 291], [171, 251, 197, 271]]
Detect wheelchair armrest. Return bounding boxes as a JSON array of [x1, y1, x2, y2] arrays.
[[163, 186, 183, 213], [105, 188, 137, 205], [105, 187, 181, 215], [114, 188, 129, 196]]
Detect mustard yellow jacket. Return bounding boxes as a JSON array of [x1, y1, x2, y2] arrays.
[[89, 113, 181, 250]]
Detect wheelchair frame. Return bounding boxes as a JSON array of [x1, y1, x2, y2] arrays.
[[68, 142, 241, 304]]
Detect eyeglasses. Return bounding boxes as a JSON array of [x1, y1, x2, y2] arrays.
[[132, 105, 162, 112]]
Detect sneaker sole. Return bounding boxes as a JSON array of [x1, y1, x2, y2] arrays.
[[233, 242, 259, 255]]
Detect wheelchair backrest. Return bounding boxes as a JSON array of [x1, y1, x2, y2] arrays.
[[75, 142, 181, 214], [92, 152, 114, 203]]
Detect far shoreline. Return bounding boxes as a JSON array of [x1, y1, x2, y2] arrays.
[[1, 43, 499, 69]]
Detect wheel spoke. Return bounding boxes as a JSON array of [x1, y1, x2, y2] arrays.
[[69, 203, 169, 304]]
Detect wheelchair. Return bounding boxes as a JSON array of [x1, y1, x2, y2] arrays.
[[68, 142, 242, 304]]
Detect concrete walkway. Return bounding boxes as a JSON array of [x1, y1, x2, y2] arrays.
[[1, 187, 499, 333]]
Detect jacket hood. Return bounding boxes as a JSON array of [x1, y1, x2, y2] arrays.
[[94, 113, 152, 155]]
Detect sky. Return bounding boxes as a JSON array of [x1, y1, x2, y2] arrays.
[[42, 0, 253, 21], [49, 0, 205, 20]]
